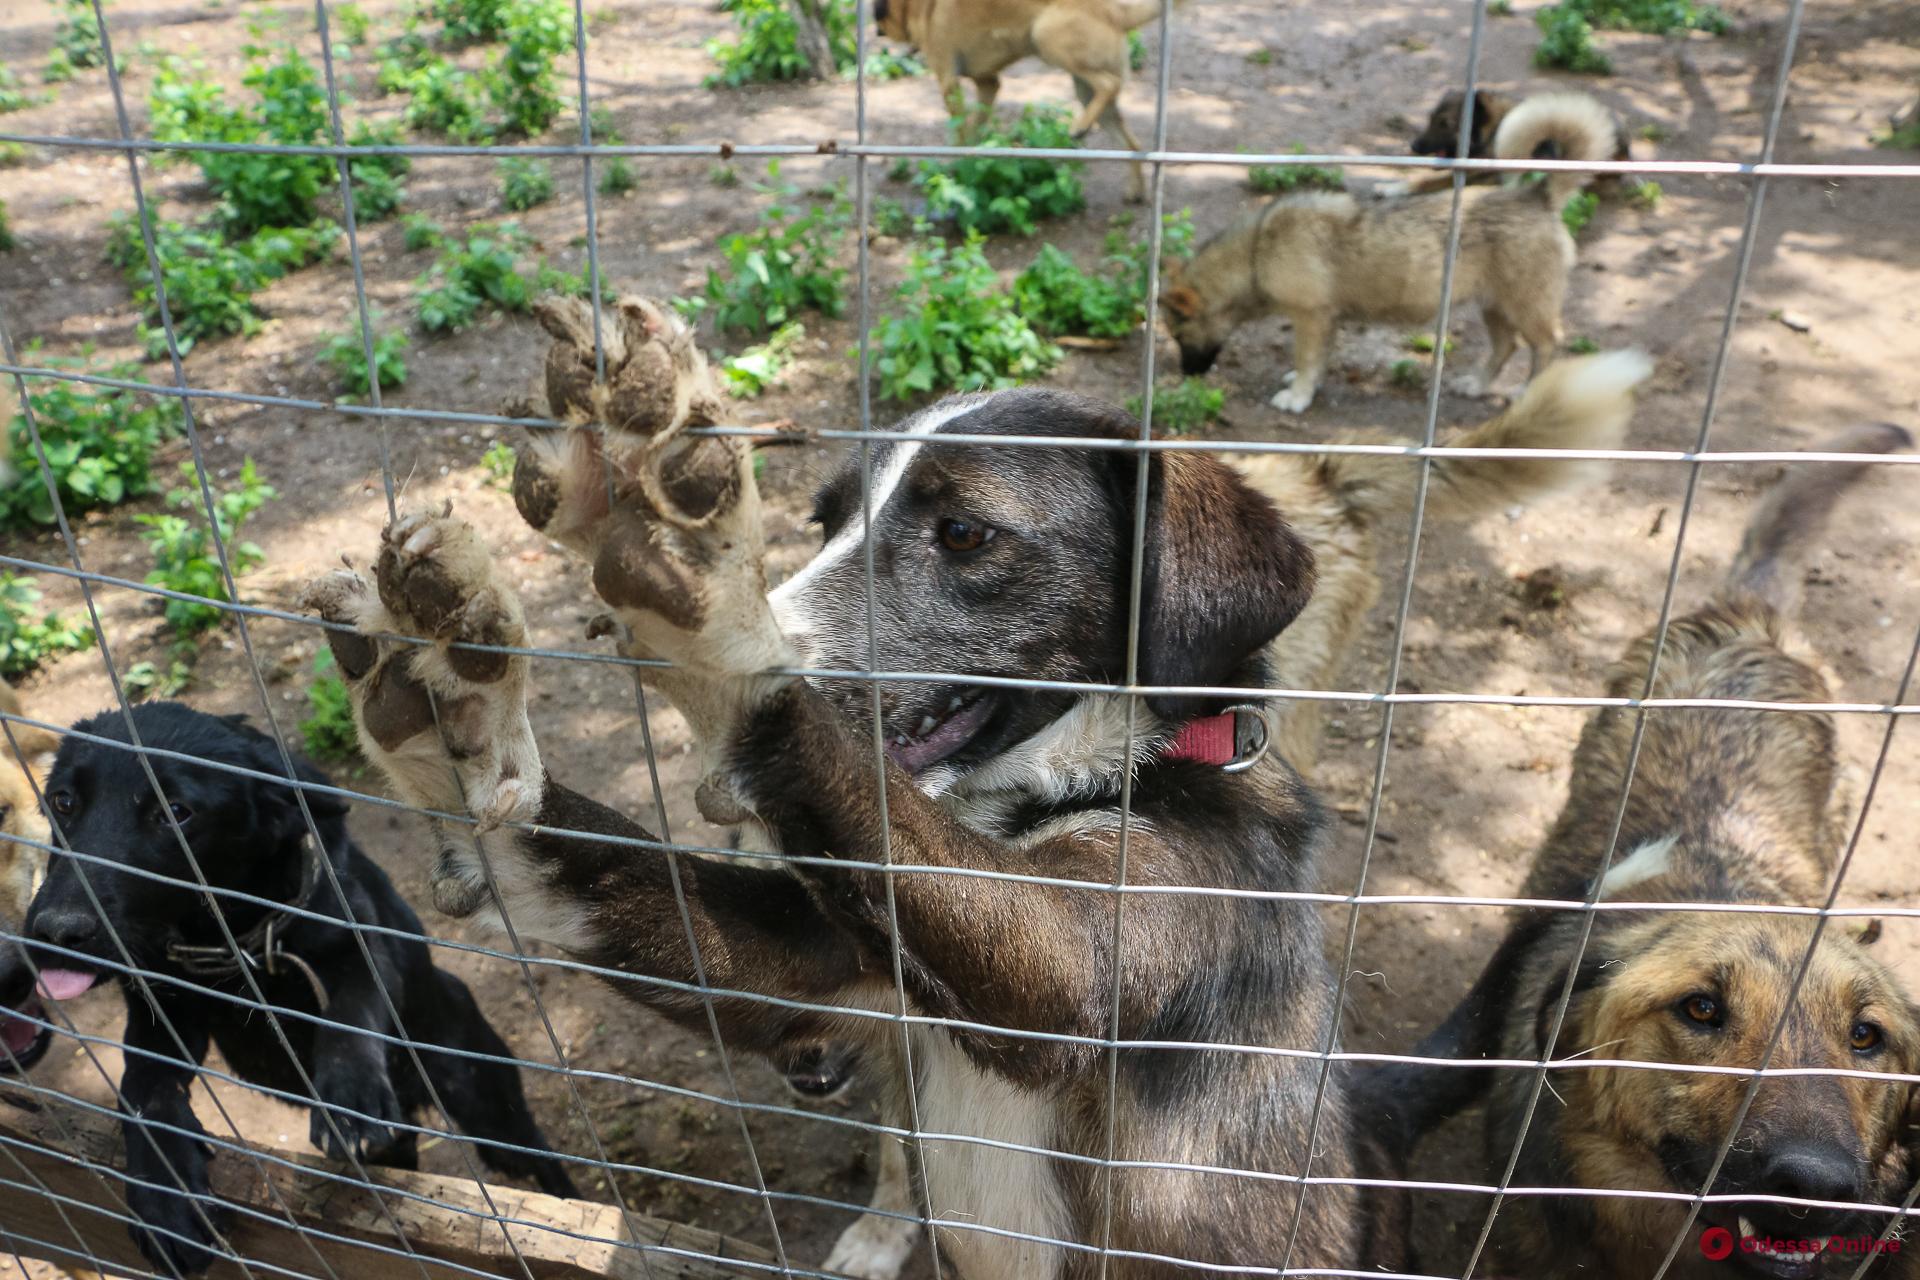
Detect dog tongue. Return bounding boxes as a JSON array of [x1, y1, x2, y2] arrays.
[[886, 698, 995, 775], [35, 969, 96, 1002]]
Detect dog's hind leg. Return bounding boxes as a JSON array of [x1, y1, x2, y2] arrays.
[[967, 73, 1001, 138], [1452, 307, 1517, 397], [823, 1136, 922, 1280], [414, 968, 581, 1200], [1069, 72, 1146, 202]]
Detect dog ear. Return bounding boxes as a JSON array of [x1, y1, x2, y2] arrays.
[[1136, 453, 1315, 722], [1161, 285, 1202, 320], [227, 719, 350, 845]]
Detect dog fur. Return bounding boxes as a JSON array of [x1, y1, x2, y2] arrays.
[[300, 297, 1649, 1279], [1164, 93, 1619, 414], [1360, 423, 1920, 1279], [872, 0, 1184, 202], [0, 678, 59, 1075], [1391, 87, 1630, 197], [15, 703, 579, 1274]]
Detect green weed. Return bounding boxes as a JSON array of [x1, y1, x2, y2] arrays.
[[488, 0, 572, 136], [705, 0, 855, 87], [123, 653, 195, 702], [416, 223, 532, 333], [109, 216, 338, 358], [1626, 178, 1662, 209], [1567, 334, 1601, 354], [1010, 211, 1194, 339], [2, 349, 185, 527], [322, 318, 410, 394], [869, 232, 1059, 400], [136, 458, 276, 638], [498, 156, 555, 209], [48, 0, 109, 82], [479, 438, 516, 486], [703, 163, 848, 335], [1125, 378, 1222, 435], [598, 156, 637, 195], [914, 105, 1084, 236], [1561, 188, 1599, 235], [1388, 358, 1423, 388], [401, 212, 446, 251], [0, 574, 93, 677], [299, 649, 359, 761], [0, 201, 12, 253], [1248, 144, 1344, 194], [862, 47, 924, 80], [330, 2, 371, 44], [720, 321, 805, 398]]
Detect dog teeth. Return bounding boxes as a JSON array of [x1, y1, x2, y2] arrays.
[[1740, 1216, 1757, 1239], [946, 695, 963, 712], [916, 715, 938, 737]]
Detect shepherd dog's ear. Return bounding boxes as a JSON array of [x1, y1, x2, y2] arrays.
[[873, 0, 889, 22], [1161, 284, 1203, 320], [1136, 453, 1314, 721]]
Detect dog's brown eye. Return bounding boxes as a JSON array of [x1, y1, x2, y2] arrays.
[[938, 519, 993, 554], [1680, 994, 1722, 1027], [1851, 1021, 1884, 1054], [166, 803, 192, 826], [48, 791, 74, 817]]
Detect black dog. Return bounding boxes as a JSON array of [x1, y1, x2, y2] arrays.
[[17, 703, 578, 1273]]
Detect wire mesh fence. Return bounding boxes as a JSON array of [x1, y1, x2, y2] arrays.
[[0, 0, 1917, 1277]]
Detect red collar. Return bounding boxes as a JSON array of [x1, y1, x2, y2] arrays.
[[1160, 712, 1241, 767]]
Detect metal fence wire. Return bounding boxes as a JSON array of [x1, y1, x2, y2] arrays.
[[0, 0, 1917, 1277]]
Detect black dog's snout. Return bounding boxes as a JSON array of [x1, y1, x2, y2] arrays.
[[28, 905, 100, 955], [1761, 1140, 1862, 1208]]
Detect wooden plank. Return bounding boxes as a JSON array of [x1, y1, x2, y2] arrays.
[[0, 1098, 776, 1280]]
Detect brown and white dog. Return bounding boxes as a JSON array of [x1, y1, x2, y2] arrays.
[[872, 0, 1184, 202], [1388, 87, 1631, 198], [1165, 92, 1620, 414], [1362, 424, 1920, 1279], [300, 298, 1648, 1278]]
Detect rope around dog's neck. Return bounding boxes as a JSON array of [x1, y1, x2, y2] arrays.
[[165, 834, 332, 1012]]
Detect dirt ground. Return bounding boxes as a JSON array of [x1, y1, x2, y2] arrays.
[[1, 0, 1917, 1274]]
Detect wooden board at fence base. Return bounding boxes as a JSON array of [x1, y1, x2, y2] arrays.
[[0, 1098, 777, 1280]]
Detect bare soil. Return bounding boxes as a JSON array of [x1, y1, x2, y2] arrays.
[[1, 0, 1917, 1274]]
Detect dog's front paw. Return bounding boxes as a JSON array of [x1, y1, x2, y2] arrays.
[[508, 295, 793, 710], [823, 1212, 920, 1280], [1269, 382, 1316, 414], [310, 1061, 410, 1167], [1445, 372, 1489, 398], [126, 1132, 222, 1275]]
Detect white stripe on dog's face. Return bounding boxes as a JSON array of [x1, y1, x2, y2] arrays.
[[770, 397, 984, 645]]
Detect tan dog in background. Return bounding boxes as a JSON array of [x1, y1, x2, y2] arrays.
[[1163, 93, 1619, 413], [1, 678, 60, 1074], [872, 0, 1185, 201]]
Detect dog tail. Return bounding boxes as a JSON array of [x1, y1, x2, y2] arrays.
[[1110, 0, 1191, 31], [1492, 91, 1620, 207], [1728, 422, 1912, 614], [1313, 349, 1652, 527]]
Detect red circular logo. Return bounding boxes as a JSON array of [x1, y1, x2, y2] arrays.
[[1701, 1226, 1735, 1261]]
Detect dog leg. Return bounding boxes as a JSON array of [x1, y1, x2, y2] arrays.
[[1271, 312, 1332, 413], [1071, 70, 1145, 201], [824, 1137, 922, 1280], [307, 969, 409, 1169], [967, 73, 1001, 138], [303, 509, 870, 1050], [119, 1010, 224, 1275]]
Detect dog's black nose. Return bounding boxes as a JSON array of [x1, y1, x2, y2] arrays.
[[28, 907, 100, 954], [1760, 1140, 1861, 1207]]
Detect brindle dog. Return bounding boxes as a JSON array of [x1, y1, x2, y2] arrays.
[[1364, 423, 1920, 1280]]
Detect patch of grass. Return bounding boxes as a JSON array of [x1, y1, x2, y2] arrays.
[[0, 201, 12, 253], [1626, 178, 1662, 209], [868, 232, 1060, 400], [347, 119, 410, 221], [1561, 188, 1600, 236], [48, 0, 109, 82], [488, 0, 572, 136], [869, 196, 913, 238], [1010, 210, 1195, 339], [322, 317, 410, 394], [1872, 115, 1920, 151], [1248, 144, 1345, 194], [598, 156, 637, 195], [136, 459, 276, 638], [401, 212, 446, 252], [123, 654, 194, 701], [1388, 358, 1424, 388], [1637, 122, 1670, 143], [1534, 6, 1611, 74], [1125, 378, 1222, 435], [299, 649, 359, 762], [479, 439, 516, 486], [862, 47, 924, 80], [703, 163, 849, 336], [1129, 31, 1147, 71], [1489, 0, 1514, 14], [709, 162, 740, 187], [0, 66, 35, 113], [1405, 332, 1455, 354], [720, 321, 805, 398], [498, 156, 555, 209], [438, 0, 515, 43], [533, 260, 615, 302], [0, 574, 93, 677], [108, 215, 339, 358], [705, 0, 855, 87], [1245, 47, 1272, 66], [914, 104, 1085, 236], [2, 349, 185, 527], [1567, 334, 1601, 354], [402, 58, 494, 139], [416, 223, 532, 333], [1535, 0, 1727, 73], [329, 1, 371, 44]]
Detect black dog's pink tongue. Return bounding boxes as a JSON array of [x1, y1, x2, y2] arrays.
[[35, 969, 96, 1002]]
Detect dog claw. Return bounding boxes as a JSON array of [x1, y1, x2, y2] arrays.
[[585, 612, 619, 640]]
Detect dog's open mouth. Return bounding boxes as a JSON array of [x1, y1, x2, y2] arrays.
[[0, 992, 54, 1074], [1701, 1211, 1852, 1280], [885, 692, 997, 776]]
